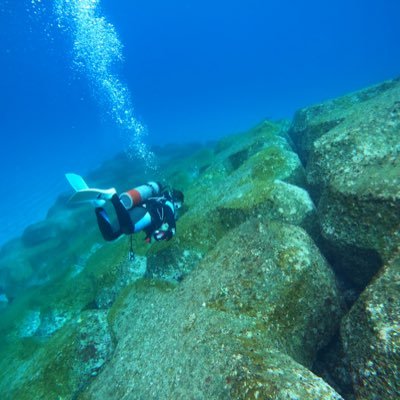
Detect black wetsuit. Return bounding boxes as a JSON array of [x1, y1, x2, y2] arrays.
[[95, 193, 176, 242]]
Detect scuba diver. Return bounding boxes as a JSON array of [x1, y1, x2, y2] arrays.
[[65, 174, 184, 244], [95, 183, 184, 243]]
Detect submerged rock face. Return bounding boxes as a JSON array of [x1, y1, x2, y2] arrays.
[[145, 245, 203, 282], [341, 256, 400, 400], [145, 120, 319, 284], [0, 206, 98, 300], [1, 76, 399, 399], [2, 309, 114, 400], [80, 219, 344, 399], [289, 78, 400, 288], [170, 121, 316, 250], [0, 119, 345, 399]]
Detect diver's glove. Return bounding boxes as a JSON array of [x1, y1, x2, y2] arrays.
[[153, 230, 167, 241], [153, 230, 172, 242]]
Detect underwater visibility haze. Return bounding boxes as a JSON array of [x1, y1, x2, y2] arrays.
[[0, 1, 400, 398]]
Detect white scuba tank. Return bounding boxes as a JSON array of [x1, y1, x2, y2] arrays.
[[119, 182, 162, 210]]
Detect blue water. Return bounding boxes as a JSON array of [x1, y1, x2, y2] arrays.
[[0, 0, 400, 246]]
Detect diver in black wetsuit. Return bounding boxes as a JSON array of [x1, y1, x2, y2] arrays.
[[95, 188, 184, 243]]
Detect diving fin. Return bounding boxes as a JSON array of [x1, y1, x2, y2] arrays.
[[65, 173, 89, 192], [68, 188, 116, 204], [65, 173, 116, 207]]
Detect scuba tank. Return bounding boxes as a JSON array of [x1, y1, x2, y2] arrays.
[[119, 182, 162, 210]]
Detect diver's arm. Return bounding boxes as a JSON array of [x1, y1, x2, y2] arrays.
[[153, 205, 176, 241]]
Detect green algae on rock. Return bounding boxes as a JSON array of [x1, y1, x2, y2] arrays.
[[143, 119, 320, 288], [289, 77, 400, 288], [0, 231, 147, 399], [142, 119, 315, 279], [0, 118, 332, 398], [200, 219, 344, 367], [341, 256, 400, 400], [1, 92, 397, 398], [0, 200, 100, 300], [169, 120, 315, 250], [79, 219, 344, 399], [312, 333, 355, 400], [146, 244, 203, 282], [0, 309, 114, 400]]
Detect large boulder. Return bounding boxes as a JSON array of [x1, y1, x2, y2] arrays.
[[145, 244, 203, 282], [341, 256, 400, 400], [0, 199, 101, 299], [289, 78, 400, 287], [3, 310, 114, 400], [312, 335, 355, 400], [0, 236, 148, 399], [0, 239, 34, 294], [80, 219, 344, 399], [145, 120, 318, 282]]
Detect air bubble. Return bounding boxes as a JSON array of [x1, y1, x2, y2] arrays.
[[53, 0, 156, 170]]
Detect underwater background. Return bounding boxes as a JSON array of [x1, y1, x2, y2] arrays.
[[0, 1, 400, 399], [1, 0, 400, 246]]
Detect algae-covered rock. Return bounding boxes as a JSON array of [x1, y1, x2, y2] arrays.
[[80, 219, 343, 399], [0, 233, 151, 399], [0, 239, 34, 293], [341, 256, 400, 400], [312, 334, 355, 400], [1, 309, 114, 400], [288, 78, 400, 166], [146, 244, 203, 282], [22, 220, 63, 247], [165, 120, 315, 250], [195, 219, 344, 366], [145, 119, 318, 282], [289, 77, 400, 287], [0, 203, 99, 299], [0, 119, 345, 399]]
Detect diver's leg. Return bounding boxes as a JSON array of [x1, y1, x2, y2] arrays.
[[110, 194, 135, 234], [95, 207, 121, 241], [128, 207, 152, 232]]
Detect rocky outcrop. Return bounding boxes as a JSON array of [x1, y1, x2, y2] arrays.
[[146, 121, 318, 281], [0, 144, 204, 299], [1, 77, 399, 399], [80, 219, 344, 399], [0, 244, 147, 400], [341, 256, 400, 400], [289, 78, 400, 288], [145, 245, 203, 282], [312, 335, 355, 400], [0, 204, 98, 299], [4, 310, 114, 400]]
